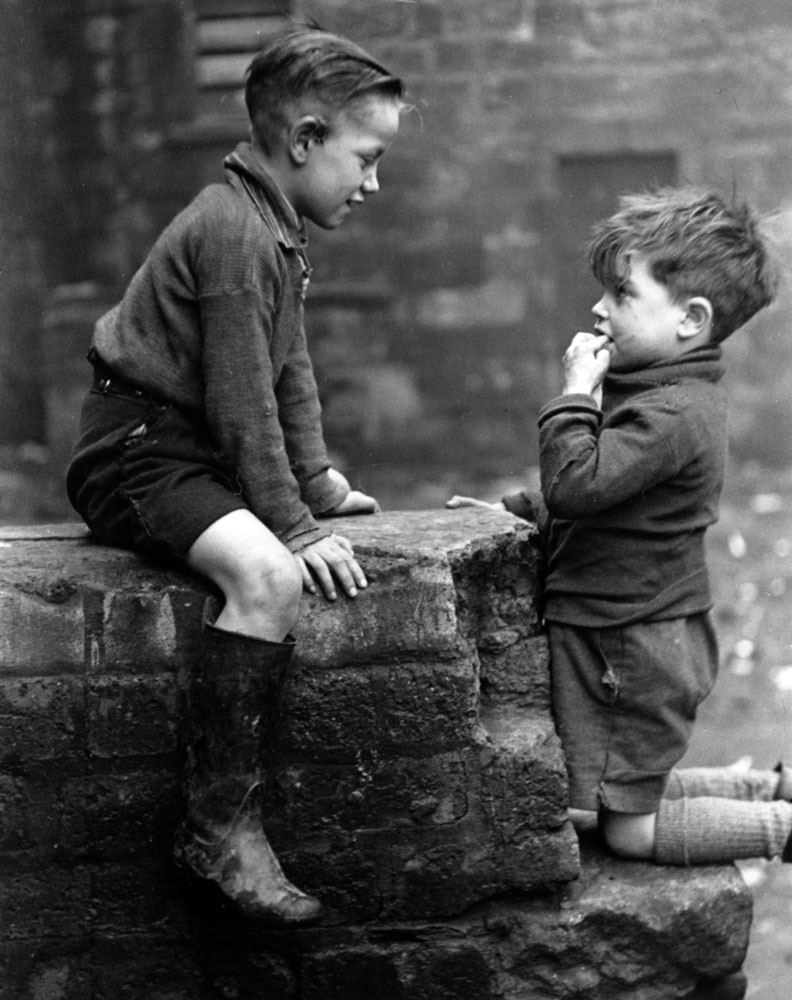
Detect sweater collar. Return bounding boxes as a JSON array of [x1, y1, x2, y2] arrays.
[[604, 344, 724, 394], [223, 142, 308, 250]]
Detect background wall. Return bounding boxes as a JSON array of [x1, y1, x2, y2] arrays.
[[2, 0, 792, 514]]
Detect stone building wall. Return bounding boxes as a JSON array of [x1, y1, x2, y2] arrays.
[[0, 512, 751, 998], [5, 0, 792, 475]]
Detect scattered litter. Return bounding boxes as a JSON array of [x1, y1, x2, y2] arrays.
[[728, 532, 747, 558], [734, 639, 756, 660], [767, 577, 786, 598], [774, 538, 791, 558], [751, 493, 784, 515], [773, 666, 792, 692], [730, 656, 755, 677]]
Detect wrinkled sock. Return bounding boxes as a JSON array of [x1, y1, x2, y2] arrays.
[[665, 763, 781, 802], [654, 797, 792, 865]]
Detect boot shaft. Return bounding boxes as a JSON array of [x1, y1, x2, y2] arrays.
[[183, 624, 296, 817]]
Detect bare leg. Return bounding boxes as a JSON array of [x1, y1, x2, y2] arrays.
[[186, 509, 303, 641]]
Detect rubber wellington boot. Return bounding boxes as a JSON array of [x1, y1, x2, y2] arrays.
[[173, 622, 321, 925]]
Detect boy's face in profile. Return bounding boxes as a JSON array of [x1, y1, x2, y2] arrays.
[[591, 254, 691, 372], [291, 93, 400, 230]]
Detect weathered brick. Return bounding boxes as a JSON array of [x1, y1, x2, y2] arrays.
[[0, 512, 751, 994], [269, 750, 471, 834], [0, 676, 85, 765], [478, 634, 551, 707], [1, 868, 92, 939], [265, 698, 578, 921], [295, 559, 464, 667], [282, 659, 478, 759], [0, 776, 63, 856], [479, 711, 570, 834], [0, 587, 84, 675], [0, 939, 92, 1000], [86, 674, 178, 758], [59, 772, 179, 860], [100, 590, 178, 672], [91, 933, 214, 1000], [89, 859, 189, 934]]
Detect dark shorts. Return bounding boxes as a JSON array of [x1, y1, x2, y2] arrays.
[[548, 614, 719, 814], [66, 365, 249, 564]]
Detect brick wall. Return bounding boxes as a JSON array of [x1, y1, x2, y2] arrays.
[[0, 512, 752, 999]]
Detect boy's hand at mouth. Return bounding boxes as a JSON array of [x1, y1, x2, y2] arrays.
[[561, 332, 612, 402]]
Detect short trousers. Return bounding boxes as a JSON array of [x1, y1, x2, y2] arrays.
[[548, 614, 719, 814], [66, 363, 249, 565]]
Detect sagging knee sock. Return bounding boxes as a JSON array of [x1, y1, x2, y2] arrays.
[[654, 796, 792, 865], [664, 764, 788, 802]]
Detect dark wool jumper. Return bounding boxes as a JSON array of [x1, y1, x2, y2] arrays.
[[91, 142, 346, 550], [505, 346, 727, 626]]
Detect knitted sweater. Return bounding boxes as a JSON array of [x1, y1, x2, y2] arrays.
[[506, 346, 727, 626], [92, 143, 346, 550]]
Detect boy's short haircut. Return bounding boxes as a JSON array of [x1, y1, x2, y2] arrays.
[[245, 25, 405, 153], [587, 186, 780, 342]]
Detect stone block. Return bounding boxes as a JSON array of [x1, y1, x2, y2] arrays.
[[282, 659, 479, 759], [90, 933, 213, 1000], [295, 559, 464, 667], [201, 841, 752, 1000], [0, 586, 84, 675], [0, 514, 753, 996], [100, 590, 178, 671], [1, 868, 93, 940], [0, 676, 85, 765], [270, 713, 578, 921], [59, 772, 180, 861], [479, 633, 551, 707], [86, 674, 178, 758], [89, 859, 192, 936], [270, 750, 470, 834], [0, 939, 92, 1000]]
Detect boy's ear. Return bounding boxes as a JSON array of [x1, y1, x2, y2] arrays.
[[679, 296, 713, 341], [288, 115, 328, 165]]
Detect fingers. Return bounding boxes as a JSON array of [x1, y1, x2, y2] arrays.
[[565, 331, 611, 356], [296, 554, 318, 596], [447, 495, 497, 509], [299, 533, 368, 601]]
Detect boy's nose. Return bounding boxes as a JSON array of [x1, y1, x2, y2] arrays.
[[362, 169, 380, 194], [592, 297, 607, 319]]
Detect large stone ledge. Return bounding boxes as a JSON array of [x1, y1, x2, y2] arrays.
[[0, 513, 752, 999]]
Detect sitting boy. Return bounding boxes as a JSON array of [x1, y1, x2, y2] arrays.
[[66, 26, 404, 924], [450, 187, 792, 865]]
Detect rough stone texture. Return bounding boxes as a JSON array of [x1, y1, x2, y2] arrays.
[[0, 512, 751, 998]]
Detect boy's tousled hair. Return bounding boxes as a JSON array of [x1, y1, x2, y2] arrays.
[[588, 186, 780, 342], [245, 25, 405, 153]]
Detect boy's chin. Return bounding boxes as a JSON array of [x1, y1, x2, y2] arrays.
[[309, 206, 352, 230]]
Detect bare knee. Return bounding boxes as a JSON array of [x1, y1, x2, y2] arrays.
[[601, 811, 657, 860], [233, 549, 302, 625], [186, 511, 303, 640]]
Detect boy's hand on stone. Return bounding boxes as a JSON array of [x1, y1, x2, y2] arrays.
[[331, 489, 381, 515], [296, 532, 368, 601], [446, 496, 506, 511], [561, 332, 612, 397]]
